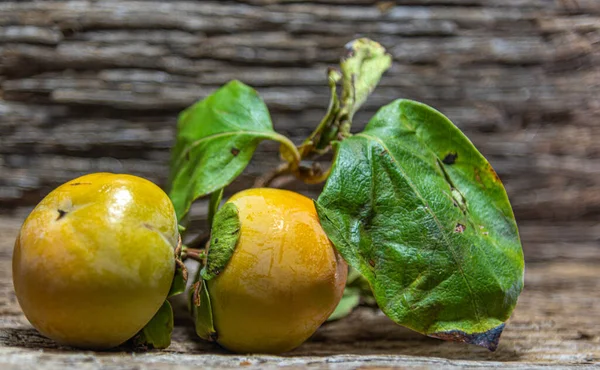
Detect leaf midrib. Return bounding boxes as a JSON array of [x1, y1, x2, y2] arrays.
[[173, 130, 278, 169]]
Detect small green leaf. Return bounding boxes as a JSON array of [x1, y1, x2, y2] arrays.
[[340, 38, 392, 120], [189, 271, 217, 342], [208, 188, 224, 228], [327, 287, 360, 322], [134, 300, 174, 349], [317, 99, 524, 351], [168, 264, 186, 298], [201, 202, 241, 281], [169, 80, 295, 221]]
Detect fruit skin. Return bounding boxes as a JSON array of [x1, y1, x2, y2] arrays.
[[13, 173, 177, 349], [207, 188, 348, 354]]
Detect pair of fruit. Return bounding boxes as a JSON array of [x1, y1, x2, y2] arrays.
[[12, 173, 347, 353]]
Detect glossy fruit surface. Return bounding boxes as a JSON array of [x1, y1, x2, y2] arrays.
[[13, 173, 177, 349], [207, 188, 347, 354]]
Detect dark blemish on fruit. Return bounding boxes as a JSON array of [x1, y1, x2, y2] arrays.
[[56, 209, 67, 220], [443, 153, 458, 165], [70, 182, 92, 186], [454, 223, 466, 233], [142, 223, 155, 231], [231, 147, 240, 156]]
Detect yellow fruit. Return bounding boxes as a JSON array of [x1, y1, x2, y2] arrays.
[[13, 173, 178, 349], [207, 188, 347, 354]]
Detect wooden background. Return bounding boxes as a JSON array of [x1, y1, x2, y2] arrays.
[[0, 1, 599, 368]]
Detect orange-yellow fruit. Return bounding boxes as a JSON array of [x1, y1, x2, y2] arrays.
[[207, 188, 347, 354], [13, 173, 178, 349]]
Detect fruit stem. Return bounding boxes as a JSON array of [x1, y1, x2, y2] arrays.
[[185, 248, 207, 263]]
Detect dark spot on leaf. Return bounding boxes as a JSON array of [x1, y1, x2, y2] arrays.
[[369, 259, 376, 267], [430, 323, 505, 351], [454, 223, 466, 233], [56, 209, 67, 220], [443, 152, 458, 165], [489, 164, 501, 182], [231, 147, 240, 156], [70, 182, 92, 186]]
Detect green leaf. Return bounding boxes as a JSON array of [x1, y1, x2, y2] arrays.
[[208, 188, 224, 228], [327, 287, 360, 322], [189, 272, 217, 342], [168, 264, 186, 298], [340, 38, 392, 120], [169, 80, 297, 221], [201, 203, 241, 281], [134, 300, 174, 349], [316, 99, 524, 351]]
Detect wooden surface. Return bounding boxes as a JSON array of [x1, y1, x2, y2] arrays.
[[1, 0, 599, 368], [1, 217, 599, 368]]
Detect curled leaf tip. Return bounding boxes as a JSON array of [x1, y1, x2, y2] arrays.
[[429, 323, 505, 351]]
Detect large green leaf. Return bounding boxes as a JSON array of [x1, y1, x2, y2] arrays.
[[169, 80, 295, 220], [316, 99, 524, 351]]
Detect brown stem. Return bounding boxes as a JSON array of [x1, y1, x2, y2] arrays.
[[253, 162, 291, 188], [175, 235, 189, 282]]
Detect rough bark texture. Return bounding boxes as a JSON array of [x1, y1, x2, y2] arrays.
[[1, 0, 599, 368]]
